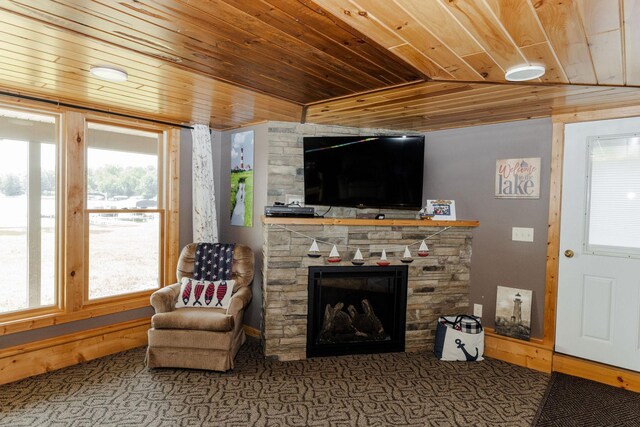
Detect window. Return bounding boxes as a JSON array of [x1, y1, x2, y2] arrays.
[[0, 108, 58, 316], [86, 122, 164, 301], [586, 135, 640, 256], [0, 103, 180, 335]]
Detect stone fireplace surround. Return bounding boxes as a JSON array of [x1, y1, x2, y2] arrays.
[[262, 217, 478, 361]]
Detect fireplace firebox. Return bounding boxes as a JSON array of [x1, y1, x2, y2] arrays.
[[307, 266, 407, 358]]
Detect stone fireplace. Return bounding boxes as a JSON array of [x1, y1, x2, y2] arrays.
[[262, 217, 478, 361], [307, 265, 407, 358]]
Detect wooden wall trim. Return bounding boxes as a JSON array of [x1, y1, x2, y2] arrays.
[[553, 353, 640, 392], [0, 318, 150, 385], [484, 330, 553, 373], [543, 121, 565, 346]]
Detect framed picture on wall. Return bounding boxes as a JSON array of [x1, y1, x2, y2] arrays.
[[230, 130, 254, 227], [495, 157, 541, 199]]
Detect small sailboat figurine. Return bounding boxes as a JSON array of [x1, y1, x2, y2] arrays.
[[307, 240, 321, 258], [327, 245, 341, 263], [417, 240, 430, 257], [351, 248, 365, 266], [401, 246, 413, 263], [376, 249, 390, 266]]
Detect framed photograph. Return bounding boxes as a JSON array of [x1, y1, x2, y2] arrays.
[[495, 157, 541, 199], [230, 130, 254, 227], [495, 285, 532, 341], [425, 199, 456, 221]]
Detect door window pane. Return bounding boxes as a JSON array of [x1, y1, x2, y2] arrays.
[[587, 136, 640, 253], [86, 122, 162, 300], [0, 108, 57, 314]]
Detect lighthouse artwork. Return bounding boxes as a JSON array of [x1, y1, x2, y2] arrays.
[[230, 130, 254, 227], [494, 285, 532, 341]]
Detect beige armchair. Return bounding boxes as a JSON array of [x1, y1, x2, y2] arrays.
[[146, 243, 255, 371]]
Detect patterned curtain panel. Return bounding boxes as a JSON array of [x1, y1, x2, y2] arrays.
[[191, 124, 218, 243]]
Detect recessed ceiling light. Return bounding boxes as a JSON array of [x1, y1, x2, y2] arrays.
[[90, 66, 128, 82], [505, 65, 545, 82]]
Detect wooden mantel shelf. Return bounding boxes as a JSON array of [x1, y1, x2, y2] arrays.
[[262, 216, 479, 227]]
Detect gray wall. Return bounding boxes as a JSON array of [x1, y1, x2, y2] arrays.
[[218, 124, 269, 329], [424, 118, 552, 338], [2, 129, 195, 349]]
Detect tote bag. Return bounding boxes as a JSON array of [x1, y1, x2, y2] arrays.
[[434, 315, 484, 361]]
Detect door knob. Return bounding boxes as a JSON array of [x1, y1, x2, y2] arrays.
[[564, 249, 574, 258]]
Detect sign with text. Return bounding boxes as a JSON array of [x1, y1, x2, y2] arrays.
[[495, 157, 540, 199]]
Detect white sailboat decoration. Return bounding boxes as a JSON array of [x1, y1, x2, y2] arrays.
[[401, 246, 413, 263], [417, 240, 430, 257], [351, 248, 365, 266], [307, 239, 321, 258], [376, 248, 390, 266], [327, 245, 341, 263]]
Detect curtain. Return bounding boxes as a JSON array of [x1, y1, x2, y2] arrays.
[[191, 124, 218, 243]]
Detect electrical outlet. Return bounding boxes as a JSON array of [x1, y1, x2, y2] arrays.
[[285, 194, 303, 206], [512, 227, 534, 242], [473, 303, 483, 318]]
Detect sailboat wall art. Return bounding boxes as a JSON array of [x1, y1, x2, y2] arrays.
[[401, 246, 413, 263]]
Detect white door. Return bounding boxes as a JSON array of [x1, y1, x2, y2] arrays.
[[557, 117, 640, 372]]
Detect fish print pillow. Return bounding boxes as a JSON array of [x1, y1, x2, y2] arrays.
[[175, 277, 235, 309]]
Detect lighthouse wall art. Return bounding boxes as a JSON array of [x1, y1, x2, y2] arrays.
[[494, 285, 532, 341], [230, 130, 254, 227]]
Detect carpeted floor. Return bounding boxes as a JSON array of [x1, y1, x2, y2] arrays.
[[0, 339, 549, 426], [533, 372, 640, 427]]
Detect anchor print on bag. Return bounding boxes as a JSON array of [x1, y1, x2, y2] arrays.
[[455, 338, 479, 361]]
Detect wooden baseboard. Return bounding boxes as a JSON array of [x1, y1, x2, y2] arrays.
[[0, 318, 150, 385], [553, 353, 640, 392], [243, 324, 261, 339], [484, 329, 553, 373]]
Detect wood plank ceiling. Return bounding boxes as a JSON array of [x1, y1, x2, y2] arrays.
[[0, 0, 638, 130]]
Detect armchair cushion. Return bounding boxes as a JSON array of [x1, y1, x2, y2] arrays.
[[152, 308, 234, 332]]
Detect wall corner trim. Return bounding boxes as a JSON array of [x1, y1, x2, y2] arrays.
[[0, 318, 150, 385], [484, 329, 553, 373]]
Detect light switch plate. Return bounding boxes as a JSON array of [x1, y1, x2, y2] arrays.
[[473, 303, 482, 318], [512, 227, 534, 242]]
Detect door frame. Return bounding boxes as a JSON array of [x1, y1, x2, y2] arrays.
[[543, 106, 640, 391]]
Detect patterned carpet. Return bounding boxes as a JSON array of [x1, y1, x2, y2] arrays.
[[533, 372, 640, 426], [0, 338, 549, 426]]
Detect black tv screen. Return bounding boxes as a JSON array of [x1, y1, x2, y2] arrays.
[[303, 135, 425, 210]]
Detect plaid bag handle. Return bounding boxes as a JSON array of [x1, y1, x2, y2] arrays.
[[440, 315, 483, 332]]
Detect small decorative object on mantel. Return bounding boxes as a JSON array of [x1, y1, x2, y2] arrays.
[[401, 246, 413, 263], [417, 241, 430, 257], [425, 199, 456, 221], [376, 249, 390, 266], [495, 285, 532, 341], [351, 248, 365, 266], [307, 240, 321, 258], [327, 245, 341, 263]]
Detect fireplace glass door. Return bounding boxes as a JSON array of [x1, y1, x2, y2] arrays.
[[307, 266, 407, 357]]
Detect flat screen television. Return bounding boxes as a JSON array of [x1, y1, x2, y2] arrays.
[[303, 135, 425, 210]]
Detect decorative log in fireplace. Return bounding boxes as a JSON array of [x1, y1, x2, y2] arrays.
[[307, 266, 407, 357]]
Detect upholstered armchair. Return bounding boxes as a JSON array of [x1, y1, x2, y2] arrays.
[[146, 243, 254, 371]]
